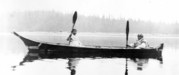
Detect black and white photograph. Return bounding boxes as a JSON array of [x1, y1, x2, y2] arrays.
[[0, 0, 178, 75]]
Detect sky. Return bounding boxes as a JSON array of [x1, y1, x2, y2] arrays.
[[0, 0, 179, 32]]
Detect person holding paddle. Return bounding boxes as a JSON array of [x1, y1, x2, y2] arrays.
[[128, 34, 149, 49], [67, 29, 83, 47], [66, 11, 83, 47]]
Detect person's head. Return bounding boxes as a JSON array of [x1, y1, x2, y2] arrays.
[[137, 34, 144, 40], [71, 29, 77, 35]]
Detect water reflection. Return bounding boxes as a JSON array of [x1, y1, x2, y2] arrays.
[[67, 58, 80, 75], [66, 58, 161, 75], [131, 58, 149, 71], [10, 56, 163, 75], [125, 58, 128, 75]]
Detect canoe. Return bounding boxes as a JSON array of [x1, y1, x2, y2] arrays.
[[13, 32, 164, 65]]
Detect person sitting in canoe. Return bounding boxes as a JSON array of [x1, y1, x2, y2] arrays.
[[67, 29, 83, 47], [128, 34, 149, 49]]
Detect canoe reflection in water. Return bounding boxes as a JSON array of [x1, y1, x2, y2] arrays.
[[12, 31, 164, 75]]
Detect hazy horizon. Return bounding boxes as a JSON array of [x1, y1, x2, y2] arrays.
[[0, 0, 179, 35], [3, 11, 178, 35], [1, 0, 179, 23]]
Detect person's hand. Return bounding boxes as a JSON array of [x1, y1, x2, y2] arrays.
[[67, 34, 72, 41], [126, 44, 131, 47]]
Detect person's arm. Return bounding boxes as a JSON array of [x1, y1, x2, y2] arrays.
[[135, 43, 146, 49]]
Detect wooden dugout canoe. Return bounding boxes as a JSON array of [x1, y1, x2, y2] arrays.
[[13, 32, 164, 65]]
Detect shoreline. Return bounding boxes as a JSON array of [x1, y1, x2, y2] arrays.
[[1, 32, 179, 38]]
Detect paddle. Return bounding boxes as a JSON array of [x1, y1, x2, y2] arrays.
[[69, 11, 78, 44], [72, 11, 78, 30], [125, 20, 129, 75], [126, 20, 129, 47]]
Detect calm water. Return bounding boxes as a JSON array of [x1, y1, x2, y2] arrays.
[[0, 32, 179, 75]]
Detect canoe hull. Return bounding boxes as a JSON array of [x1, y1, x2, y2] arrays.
[[13, 32, 164, 65], [37, 43, 162, 59]]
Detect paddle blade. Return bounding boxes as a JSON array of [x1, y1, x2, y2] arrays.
[[73, 11, 78, 25], [126, 20, 129, 46], [13, 32, 19, 37]]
